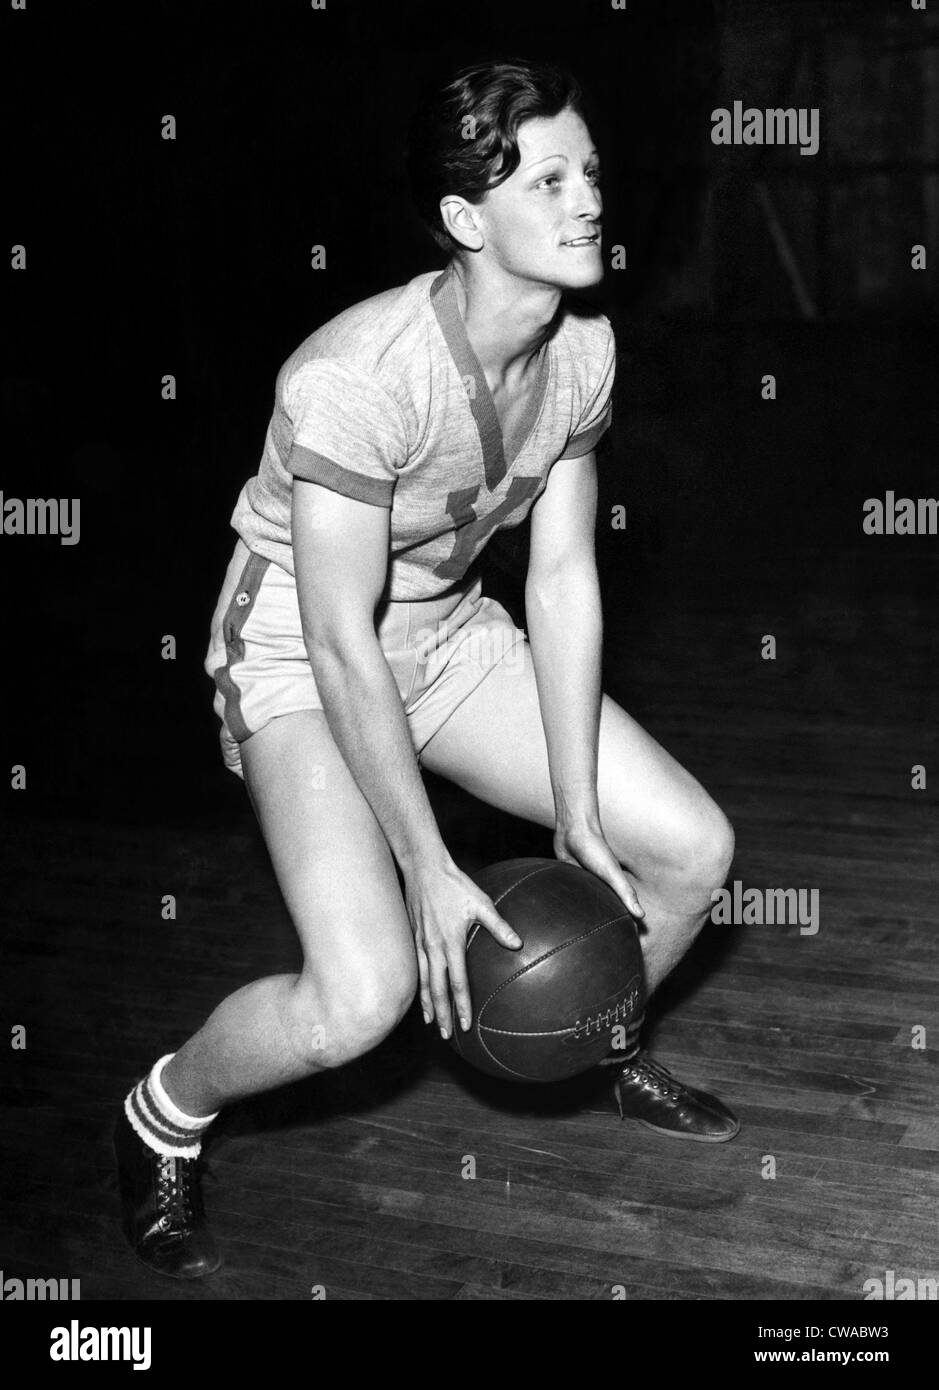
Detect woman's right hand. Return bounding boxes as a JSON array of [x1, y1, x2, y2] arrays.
[[404, 857, 523, 1039]]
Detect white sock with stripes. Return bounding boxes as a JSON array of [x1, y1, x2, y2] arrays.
[[124, 1054, 218, 1159]]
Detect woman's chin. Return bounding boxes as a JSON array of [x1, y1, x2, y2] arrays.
[[555, 259, 605, 291]]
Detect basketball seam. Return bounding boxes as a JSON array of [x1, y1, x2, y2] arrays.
[[476, 1027, 547, 1083], [476, 913, 633, 1023], [480, 1025, 579, 1037], [466, 862, 561, 961], [489, 861, 557, 908], [479, 974, 643, 1037]]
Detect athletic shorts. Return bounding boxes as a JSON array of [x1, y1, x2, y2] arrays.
[[204, 539, 528, 780]]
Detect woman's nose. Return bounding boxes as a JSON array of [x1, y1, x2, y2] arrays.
[[575, 180, 602, 217]]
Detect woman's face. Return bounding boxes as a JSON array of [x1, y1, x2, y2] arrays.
[[471, 106, 604, 291]]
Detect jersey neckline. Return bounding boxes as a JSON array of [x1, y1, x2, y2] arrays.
[[429, 263, 554, 491]]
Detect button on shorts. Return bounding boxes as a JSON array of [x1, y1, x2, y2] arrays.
[[204, 540, 528, 780]]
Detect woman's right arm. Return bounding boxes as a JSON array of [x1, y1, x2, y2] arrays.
[[291, 479, 521, 1038]]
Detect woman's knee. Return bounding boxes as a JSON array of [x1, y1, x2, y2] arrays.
[[683, 801, 735, 887], [283, 956, 418, 1071], [624, 797, 735, 899]]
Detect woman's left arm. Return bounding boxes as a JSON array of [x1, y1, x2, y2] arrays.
[[525, 451, 644, 919]]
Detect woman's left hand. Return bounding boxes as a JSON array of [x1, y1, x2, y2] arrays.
[[553, 819, 645, 921]]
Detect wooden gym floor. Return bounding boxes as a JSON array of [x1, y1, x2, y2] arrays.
[[1, 538, 935, 1301]]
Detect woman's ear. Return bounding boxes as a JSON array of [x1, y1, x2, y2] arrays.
[[439, 196, 484, 252]]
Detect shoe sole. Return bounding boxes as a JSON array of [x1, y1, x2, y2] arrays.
[[130, 1248, 223, 1281], [638, 1117, 741, 1142]]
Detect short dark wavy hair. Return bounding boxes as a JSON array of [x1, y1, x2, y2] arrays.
[[406, 59, 587, 251]]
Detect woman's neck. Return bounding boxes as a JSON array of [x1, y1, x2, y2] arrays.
[[450, 258, 560, 388]]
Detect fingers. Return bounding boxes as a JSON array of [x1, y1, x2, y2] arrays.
[[427, 945, 454, 1039], [415, 943, 433, 1025], [431, 936, 476, 1036], [478, 902, 523, 950], [416, 884, 521, 1039], [445, 940, 474, 1033], [611, 866, 644, 920], [580, 841, 644, 919]]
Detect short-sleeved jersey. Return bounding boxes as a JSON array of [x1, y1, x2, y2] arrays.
[[230, 263, 615, 601]]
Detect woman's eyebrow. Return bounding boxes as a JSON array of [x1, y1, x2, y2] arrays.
[[523, 149, 599, 170], [524, 153, 568, 169]]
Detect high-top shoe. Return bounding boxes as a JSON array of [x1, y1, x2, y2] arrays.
[[608, 1053, 740, 1142], [113, 1109, 222, 1278]]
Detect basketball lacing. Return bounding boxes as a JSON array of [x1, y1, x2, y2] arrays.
[[571, 985, 642, 1040]]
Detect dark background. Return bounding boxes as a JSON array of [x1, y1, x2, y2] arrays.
[[1, 0, 937, 1312], [2, 0, 936, 825]]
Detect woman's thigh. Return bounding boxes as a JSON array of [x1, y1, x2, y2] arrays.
[[240, 709, 417, 999], [418, 641, 729, 884]]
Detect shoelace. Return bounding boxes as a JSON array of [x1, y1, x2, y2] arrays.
[[155, 1156, 198, 1233], [621, 1056, 684, 1101]]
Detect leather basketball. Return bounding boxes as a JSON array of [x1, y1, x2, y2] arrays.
[[449, 858, 644, 1082]]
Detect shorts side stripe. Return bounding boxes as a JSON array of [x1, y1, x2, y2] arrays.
[[214, 550, 272, 744]]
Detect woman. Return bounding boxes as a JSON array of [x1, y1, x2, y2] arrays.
[[115, 58, 738, 1281]]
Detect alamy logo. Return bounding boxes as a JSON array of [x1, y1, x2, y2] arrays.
[[1, 492, 80, 544], [1, 1271, 80, 1300], [862, 492, 937, 535], [50, 1320, 151, 1371], [863, 1269, 938, 1300], [711, 102, 820, 156], [409, 617, 524, 675], [710, 881, 819, 936]]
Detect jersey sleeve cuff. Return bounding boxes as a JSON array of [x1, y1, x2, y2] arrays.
[[558, 405, 612, 461], [286, 444, 395, 507]]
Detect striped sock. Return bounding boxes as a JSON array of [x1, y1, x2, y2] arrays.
[[124, 1054, 218, 1159]]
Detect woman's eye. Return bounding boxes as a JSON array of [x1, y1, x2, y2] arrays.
[[536, 168, 601, 190]]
